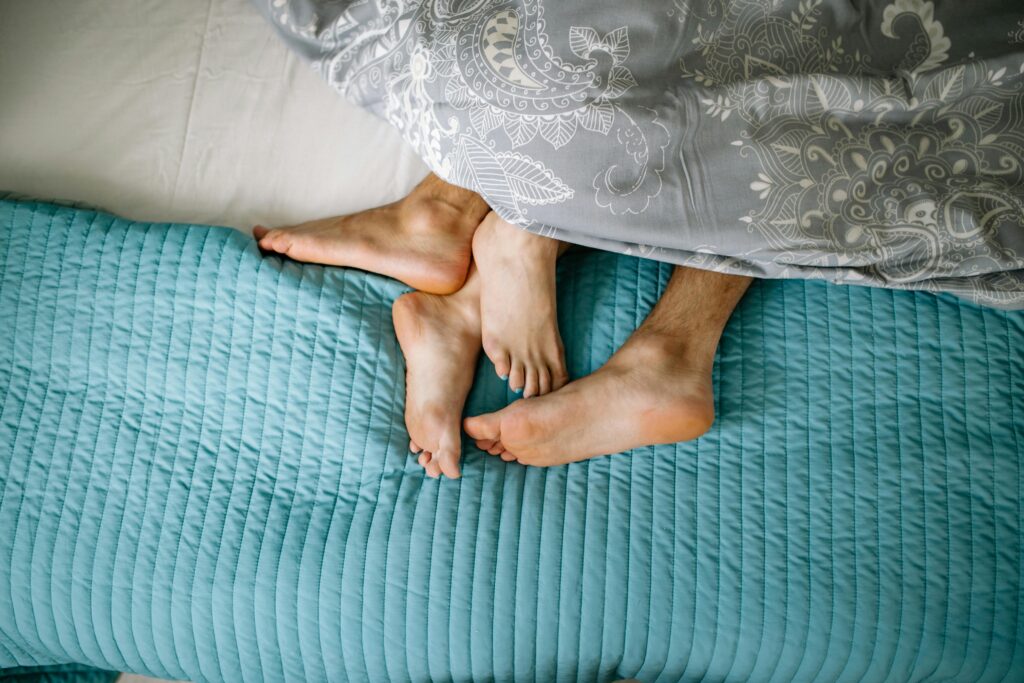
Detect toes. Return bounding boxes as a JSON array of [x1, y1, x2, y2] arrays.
[[499, 451, 517, 462], [464, 412, 500, 441], [551, 363, 570, 392], [423, 453, 443, 479], [434, 450, 462, 479], [409, 439, 422, 454], [508, 360, 525, 394], [474, 438, 505, 456], [537, 366, 551, 397], [256, 229, 278, 251], [483, 340, 511, 380], [523, 366, 539, 399], [252, 224, 269, 240], [259, 229, 292, 255]]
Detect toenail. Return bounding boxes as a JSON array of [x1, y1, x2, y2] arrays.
[[513, 387, 523, 394], [499, 375, 508, 380]]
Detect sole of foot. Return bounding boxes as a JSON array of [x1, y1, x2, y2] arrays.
[[254, 185, 486, 295], [463, 333, 715, 467], [392, 280, 482, 479], [472, 212, 568, 398]]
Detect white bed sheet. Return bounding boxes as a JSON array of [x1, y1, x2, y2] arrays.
[[0, 0, 428, 231]]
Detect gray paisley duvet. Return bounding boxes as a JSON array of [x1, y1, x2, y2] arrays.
[[257, 0, 1024, 309]]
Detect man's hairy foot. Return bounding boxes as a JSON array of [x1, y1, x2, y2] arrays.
[[393, 267, 483, 479], [472, 212, 567, 398], [464, 331, 715, 467], [254, 174, 489, 295]]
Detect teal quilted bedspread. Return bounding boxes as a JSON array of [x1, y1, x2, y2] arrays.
[[1, 199, 1023, 682]]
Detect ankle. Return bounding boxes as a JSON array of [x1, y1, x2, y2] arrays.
[[396, 196, 460, 236], [613, 328, 715, 376], [410, 173, 489, 220], [482, 213, 560, 257]]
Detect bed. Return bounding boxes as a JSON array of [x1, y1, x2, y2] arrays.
[[1, 2, 1023, 682], [0, 0, 426, 233]]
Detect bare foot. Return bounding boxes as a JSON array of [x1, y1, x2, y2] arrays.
[[472, 212, 568, 398], [392, 266, 483, 479], [254, 174, 489, 295], [463, 331, 715, 467]]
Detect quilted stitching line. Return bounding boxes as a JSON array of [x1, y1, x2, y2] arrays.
[[340, 275, 383, 682], [15, 204, 74, 664], [123, 223, 189, 679], [975, 309, 999, 680], [904, 293, 935, 681], [838, 287, 866, 680], [251, 260, 312, 683], [309, 268, 350, 683], [858, 290, 886, 681], [65, 213, 135, 667], [39, 208, 102, 668], [368, 289, 420, 683], [1005, 313, 1024, 679], [786, 281, 814, 683], [948, 301, 979, 681], [762, 283, 790, 683], [357, 279, 406, 682], [158, 227, 217, 680], [807, 287, 840, 683], [185, 234, 245, 683], [220, 248, 274, 683], [276, 264, 331, 683], [717, 295, 747, 683], [86, 218, 154, 672], [24, 205, 85, 665], [40, 208, 121, 669], [0, 202, 50, 662]]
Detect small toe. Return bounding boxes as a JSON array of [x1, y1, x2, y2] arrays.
[[475, 438, 496, 451], [252, 224, 270, 240], [508, 360, 525, 394], [410, 439, 422, 454], [499, 451, 517, 462]]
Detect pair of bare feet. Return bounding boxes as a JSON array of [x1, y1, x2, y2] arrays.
[[254, 174, 750, 478]]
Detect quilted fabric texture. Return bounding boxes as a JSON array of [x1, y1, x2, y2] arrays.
[[1, 199, 1023, 682]]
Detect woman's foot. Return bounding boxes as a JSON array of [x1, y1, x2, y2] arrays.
[[463, 330, 716, 467], [472, 212, 568, 397], [254, 174, 489, 295], [392, 267, 483, 479]]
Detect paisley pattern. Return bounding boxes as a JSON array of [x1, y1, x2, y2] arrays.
[[257, 0, 1024, 308], [1010, 19, 1024, 45], [677, 0, 1024, 305]]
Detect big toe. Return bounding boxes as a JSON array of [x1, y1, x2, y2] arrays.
[[433, 431, 463, 479], [464, 412, 501, 441], [434, 449, 462, 479]]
